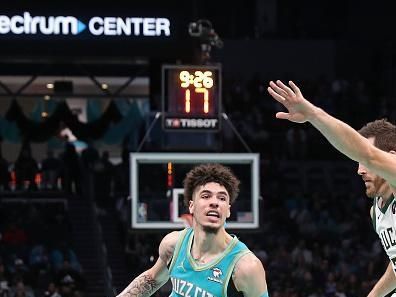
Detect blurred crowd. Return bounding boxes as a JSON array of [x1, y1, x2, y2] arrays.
[[0, 203, 84, 297], [223, 75, 396, 160]]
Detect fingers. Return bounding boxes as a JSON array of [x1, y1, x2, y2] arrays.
[[288, 81, 302, 96], [275, 80, 295, 97], [267, 86, 286, 104], [275, 112, 290, 120], [269, 81, 288, 98]]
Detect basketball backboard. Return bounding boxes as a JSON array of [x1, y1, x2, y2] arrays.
[[130, 153, 260, 229]]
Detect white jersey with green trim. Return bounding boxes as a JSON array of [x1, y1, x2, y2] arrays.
[[373, 195, 396, 272]]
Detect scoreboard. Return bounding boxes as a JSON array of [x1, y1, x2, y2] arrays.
[[161, 64, 221, 131]]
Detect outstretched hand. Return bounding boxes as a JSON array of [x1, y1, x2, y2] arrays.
[[267, 80, 317, 123]]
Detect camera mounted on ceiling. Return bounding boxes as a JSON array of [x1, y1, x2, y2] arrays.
[[188, 19, 223, 49], [188, 19, 223, 64]]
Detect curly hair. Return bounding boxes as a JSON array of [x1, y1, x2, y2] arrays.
[[183, 163, 240, 206], [358, 119, 396, 152]]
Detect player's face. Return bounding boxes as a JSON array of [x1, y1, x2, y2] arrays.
[[189, 182, 231, 233], [357, 137, 388, 198]]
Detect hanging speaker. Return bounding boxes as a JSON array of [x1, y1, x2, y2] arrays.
[[54, 81, 73, 94]]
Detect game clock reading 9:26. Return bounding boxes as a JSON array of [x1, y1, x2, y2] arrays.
[[162, 64, 221, 131]]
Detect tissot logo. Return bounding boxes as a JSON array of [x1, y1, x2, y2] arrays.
[[0, 12, 171, 37], [165, 118, 219, 129]]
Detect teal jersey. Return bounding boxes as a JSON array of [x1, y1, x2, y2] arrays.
[[168, 228, 251, 297]]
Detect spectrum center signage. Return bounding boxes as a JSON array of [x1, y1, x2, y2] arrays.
[[0, 12, 171, 37]]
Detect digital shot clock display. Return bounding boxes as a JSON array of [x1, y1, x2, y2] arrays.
[[161, 64, 221, 131]]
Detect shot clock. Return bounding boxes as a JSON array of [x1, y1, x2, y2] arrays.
[[161, 64, 221, 131]]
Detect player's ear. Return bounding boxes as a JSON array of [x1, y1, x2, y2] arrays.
[[226, 204, 231, 218], [389, 150, 396, 155], [189, 199, 194, 214]]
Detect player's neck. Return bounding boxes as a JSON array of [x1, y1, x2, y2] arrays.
[[192, 227, 231, 257], [379, 186, 395, 205]]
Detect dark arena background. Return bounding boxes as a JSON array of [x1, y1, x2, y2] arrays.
[[0, 1, 395, 296]]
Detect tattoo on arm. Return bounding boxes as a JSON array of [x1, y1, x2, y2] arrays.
[[121, 274, 159, 297]]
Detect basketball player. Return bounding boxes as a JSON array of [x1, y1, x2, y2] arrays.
[[267, 80, 396, 296], [117, 163, 269, 297]]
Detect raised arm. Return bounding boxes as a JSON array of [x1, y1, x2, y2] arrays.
[[116, 231, 179, 297], [368, 262, 396, 297], [233, 253, 269, 297], [267, 80, 396, 188]]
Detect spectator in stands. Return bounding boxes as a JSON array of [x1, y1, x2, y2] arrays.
[[43, 282, 61, 297], [41, 151, 61, 190], [50, 243, 81, 274], [29, 244, 49, 271], [291, 240, 313, 265], [0, 280, 10, 297], [0, 146, 10, 191], [285, 127, 307, 160], [11, 280, 34, 297], [80, 140, 99, 172], [344, 274, 359, 297], [60, 143, 81, 195], [2, 222, 28, 252], [251, 243, 269, 265], [93, 151, 114, 210], [9, 259, 31, 289], [0, 261, 8, 279], [33, 267, 52, 297], [113, 146, 129, 196], [57, 275, 74, 297], [0, 260, 11, 297], [14, 146, 38, 191], [55, 262, 84, 293]]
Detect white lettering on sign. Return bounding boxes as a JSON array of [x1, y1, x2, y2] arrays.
[[166, 118, 219, 129], [0, 12, 171, 37]]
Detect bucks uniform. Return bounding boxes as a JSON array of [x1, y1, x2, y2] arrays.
[[372, 196, 396, 271], [168, 228, 250, 297]]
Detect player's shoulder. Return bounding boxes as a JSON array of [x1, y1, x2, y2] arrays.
[[160, 230, 182, 250], [232, 252, 267, 294], [159, 230, 187, 262], [234, 252, 264, 276], [159, 229, 189, 254]]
